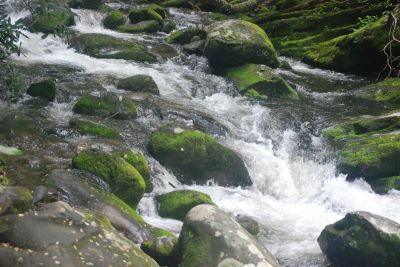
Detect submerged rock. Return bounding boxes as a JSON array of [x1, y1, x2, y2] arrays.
[[149, 126, 252, 187], [49, 169, 173, 243], [176, 204, 280, 267], [141, 236, 178, 267], [204, 20, 279, 69], [225, 64, 298, 99], [72, 150, 146, 208], [318, 211, 400, 267], [26, 79, 56, 102], [0, 201, 160, 267], [117, 74, 159, 95], [72, 93, 137, 120], [70, 33, 157, 62], [155, 190, 214, 221]]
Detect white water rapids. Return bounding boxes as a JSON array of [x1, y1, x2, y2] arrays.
[[8, 6, 400, 267]]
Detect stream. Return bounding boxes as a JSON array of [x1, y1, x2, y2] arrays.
[[5, 5, 400, 267]]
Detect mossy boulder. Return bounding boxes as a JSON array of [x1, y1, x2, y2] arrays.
[[26, 79, 56, 102], [28, 3, 75, 34], [225, 64, 298, 99], [149, 126, 252, 187], [70, 33, 157, 62], [103, 10, 125, 30], [72, 93, 137, 120], [114, 150, 153, 193], [369, 176, 400, 194], [0, 201, 160, 267], [72, 150, 146, 208], [117, 20, 160, 34], [141, 237, 178, 266], [128, 4, 165, 24], [176, 204, 279, 267], [360, 78, 400, 106], [50, 169, 173, 244], [337, 133, 400, 182], [155, 190, 214, 221], [318, 211, 400, 267], [203, 20, 280, 69], [166, 28, 207, 44], [69, 118, 119, 138], [117, 74, 159, 95]]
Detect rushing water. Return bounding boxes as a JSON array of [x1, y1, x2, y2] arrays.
[[6, 5, 400, 267]]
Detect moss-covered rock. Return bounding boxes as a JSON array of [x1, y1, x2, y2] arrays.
[[26, 79, 56, 102], [149, 126, 252, 187], [114, 150, 153, 193], [318, 211, 400, 267], [0, 186, 33, 215], [141, 237, 178, 267], [128, 4, 166, 24], [103, 10, 125, 30], [69, 118, 119, 138], [161, 20, 176, 33], [369, 176, 400, 194], [117, 20, 160, 33], [72, 150, 145, 208], [72, 93, 137, 120], [155, 190, 214, 221], [0, 201, 160, 267], [176, 204, 279, 267], [27, 2, 75, 34], [204, 19, 279, 69], [225, 64, 298, 99], [360, 78, 400, 106], [117, 74, 159, 95], [70, 33, 157, 62], [337, 133, 400, 182], [166, 28, 206, 44]]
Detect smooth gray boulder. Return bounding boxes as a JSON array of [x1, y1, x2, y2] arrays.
[[176, 204, 280, 267], [318, 211, 400, 267]]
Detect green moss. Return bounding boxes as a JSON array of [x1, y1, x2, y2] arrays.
[[70, 33, 157, 62], [149, 127, 251, 186], [244, 89, 268, 100], [72, 151, 145, 208], [225, 64, 298, 99], [117, 20, 160, 33], [30, 3, 75, 34], [141, 237, 178, 266], [114, 150, 153, 193], [166, 28, 206, 44], [128, 4, 166, 24], [338, 133, 400, 181], [26, 79, 56, 102], [155, 190, 214, 221], [72, 93, 137, 120], [69, 118, 119, 138], [103, 11, 125, 30]]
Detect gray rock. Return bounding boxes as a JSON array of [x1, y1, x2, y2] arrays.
[[176, 204, 280, 267], [117, 75, 160, 95], [318, 211, 400, 267]]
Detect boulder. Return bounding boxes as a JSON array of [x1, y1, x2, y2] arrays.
[[151, 43, 179, 60], [204, 20, 280, 69], [359, 78, 400, 107], [70, 33, 157, 62], [155, 190, 214, 221], [26, 79, 56, 102], [117, 20, 160, 33], [103, 11, 125, 30], [117, 74, 159, 95], [72, 93, 137, 120], [225, 64, 298, 99], [49, 169, 173, 243], [318, 211, 400, 267], [141, 236, 178, 267], [72, 150, 146, 208], [0, 187, 32, 215], [166, 28, 206, 44], [149, 126, 252, 187], [27, 3, 75, 34], [183, 40, 205, 55], [69, 118, 120, 138], [0, 201, 160, 267], [176, 204, 280, 267]]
